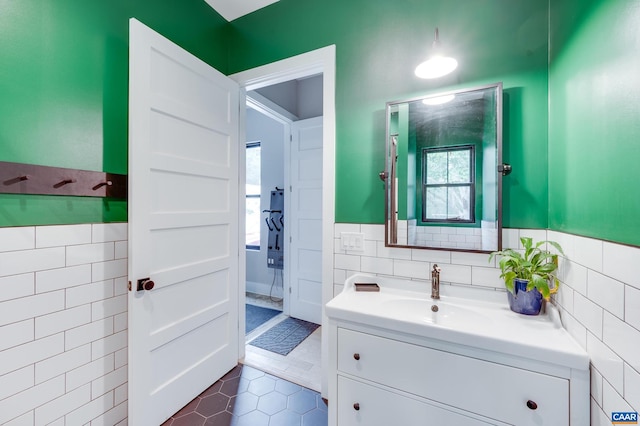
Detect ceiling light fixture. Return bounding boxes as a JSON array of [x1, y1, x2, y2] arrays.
[[414, 28, 458, 79]]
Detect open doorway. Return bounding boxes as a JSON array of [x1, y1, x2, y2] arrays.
[[242, 75, 324, 392], [231, 45, 336, 398]]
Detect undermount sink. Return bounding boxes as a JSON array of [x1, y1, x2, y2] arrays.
[[380, 298, 491, 327]]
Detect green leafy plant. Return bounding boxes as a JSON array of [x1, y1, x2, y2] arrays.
[[488, 237, 565, 299]]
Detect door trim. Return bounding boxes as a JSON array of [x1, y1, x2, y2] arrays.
[[230, 45, 336, 398]]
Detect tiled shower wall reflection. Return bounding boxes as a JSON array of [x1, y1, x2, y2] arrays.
[[0, 224, 128, 425], [334, 224, 640, 424], [333, 223, 503, 295]]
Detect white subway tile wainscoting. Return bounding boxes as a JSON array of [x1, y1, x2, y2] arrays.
[[1, 222, 639, 424], [0, 224, 128, 425], [334, 224, 640, 425]]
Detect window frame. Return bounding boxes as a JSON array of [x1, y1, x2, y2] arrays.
[[246, 141, 261, 250], [421, 145, 476, 224]]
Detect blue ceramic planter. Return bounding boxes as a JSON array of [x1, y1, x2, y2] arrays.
[[507, 278, 543, 315]]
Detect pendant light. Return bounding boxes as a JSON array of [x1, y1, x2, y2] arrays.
[[414, 28, 458, 79]]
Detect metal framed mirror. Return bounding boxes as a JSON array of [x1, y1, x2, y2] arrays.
[[384, 82, 504, 252]]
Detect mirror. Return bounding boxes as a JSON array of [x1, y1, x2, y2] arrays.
[[384, 83, 503, 252]]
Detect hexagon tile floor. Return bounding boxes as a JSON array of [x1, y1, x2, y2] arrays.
[[161, 364, 328, 426]]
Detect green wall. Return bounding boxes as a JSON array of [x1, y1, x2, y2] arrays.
[[4, 0, 637, 246], [2, 0, 553, 234], [549, 0, 640, 246], [228, 0, 550, 229], [0, 0, 228, 226]]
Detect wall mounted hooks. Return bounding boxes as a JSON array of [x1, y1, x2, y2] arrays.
[[0, 161, 127, 199], [92, 181, 113, 190], [3, 175, 30, 185], [53, 179, 77, 188]]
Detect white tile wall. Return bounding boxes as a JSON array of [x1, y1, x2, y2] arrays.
[[333, 223, 507, 293], [0, 248, 66, 277], [551, 232, 640, 422], [0, 273, 34, 303], [0, 227, 35, 253], [2, 221, 638, 424], [410, 224, 484, 250], [0, 224, 128, 425], [0, 367, 33, 401], [334, 224, 640, 423], [35, 225, 92, 248], [0, 319, 34, 352]]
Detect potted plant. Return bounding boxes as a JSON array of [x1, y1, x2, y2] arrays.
[[489, 237, 565, 315]]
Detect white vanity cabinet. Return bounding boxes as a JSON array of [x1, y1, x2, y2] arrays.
[[337, 375, 495, 426], [333, 326, 568, 426], [326, 275, 590, 426]]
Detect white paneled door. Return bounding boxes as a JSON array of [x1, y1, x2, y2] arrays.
[[289, 117, 323, 325], [128, 19, 239, 425]]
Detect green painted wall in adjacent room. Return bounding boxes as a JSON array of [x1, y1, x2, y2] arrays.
[[549, 0, 640, 246], [228, 0, 550, 228], [0, 0, 228, 226]]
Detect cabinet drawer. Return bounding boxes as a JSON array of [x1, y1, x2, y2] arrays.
[[338, 328, 569, 426], [338, 376, 499, 426]]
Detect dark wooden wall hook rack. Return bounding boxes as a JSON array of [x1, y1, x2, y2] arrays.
[[0, 161, 127, 199]]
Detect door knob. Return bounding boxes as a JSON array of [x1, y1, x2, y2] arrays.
[[137, 278, 155, 291], [526, 400, 538, 410], [353, 353, 360, 360], [353, 403, 360, 411]]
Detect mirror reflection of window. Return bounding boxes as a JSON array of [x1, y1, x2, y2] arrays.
[[246, 141, 261, 249], [423, 145, 475, 223], [385, 82, 502, 252]]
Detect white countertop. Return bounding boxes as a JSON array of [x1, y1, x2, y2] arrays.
[[326, 274, 589, 371]]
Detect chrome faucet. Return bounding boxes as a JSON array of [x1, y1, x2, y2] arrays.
[[431, 264, 441, 299]]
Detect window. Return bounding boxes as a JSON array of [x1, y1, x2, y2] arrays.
[[246, 142, 261, 249], [422, 145, 475, 223]]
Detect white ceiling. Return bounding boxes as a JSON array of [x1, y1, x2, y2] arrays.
[[203, 0, 280, 21]]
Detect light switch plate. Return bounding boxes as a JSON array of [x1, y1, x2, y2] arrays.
[[341, 232, 365, 252]]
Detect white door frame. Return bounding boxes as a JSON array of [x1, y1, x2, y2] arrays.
[[230, 45, 336, 397]]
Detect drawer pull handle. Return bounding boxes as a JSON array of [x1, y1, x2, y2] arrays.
[[526, 400, 538, 410], [353, 403, 360, 411], [353, 353, 360, 360]]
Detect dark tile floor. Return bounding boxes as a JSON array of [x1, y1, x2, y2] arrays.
[[161, 364, 328, 426]]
